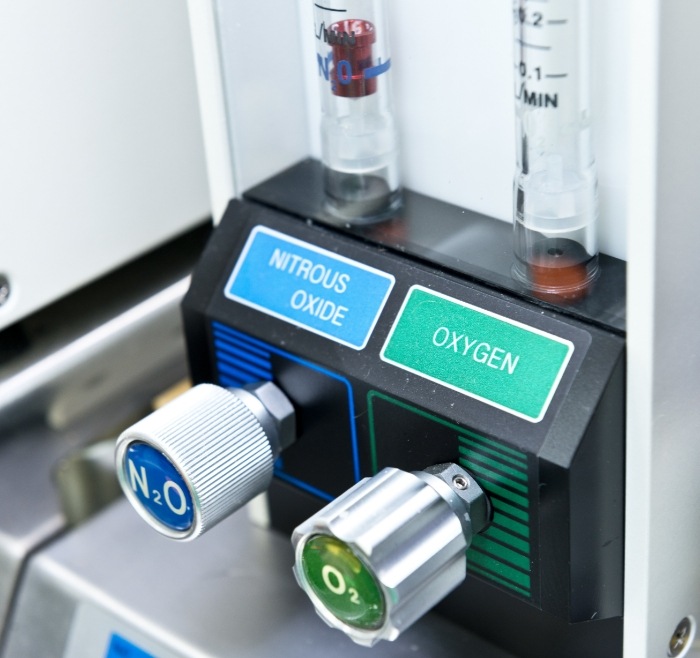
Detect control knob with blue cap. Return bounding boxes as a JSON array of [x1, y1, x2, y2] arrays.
[[115, 382, 295, 540]]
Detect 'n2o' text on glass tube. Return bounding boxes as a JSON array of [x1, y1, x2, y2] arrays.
[[313, 0, 401, 223], [512, 0, 599, 300]]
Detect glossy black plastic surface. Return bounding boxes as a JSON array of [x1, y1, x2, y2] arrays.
[[245, 159, 625, 334]]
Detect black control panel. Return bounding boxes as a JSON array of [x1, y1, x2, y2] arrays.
[[182, 161, 625, 658]]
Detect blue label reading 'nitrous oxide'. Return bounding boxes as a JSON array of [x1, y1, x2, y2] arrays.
[[124, 443, 194, 531], [225, 226, 395, 350]]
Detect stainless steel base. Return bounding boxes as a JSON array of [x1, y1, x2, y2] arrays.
[[0, 424, 68, 636], [0, 223, 209, 648], [2, 500, 516, 658]]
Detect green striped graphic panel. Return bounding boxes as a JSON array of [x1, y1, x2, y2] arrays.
[[459, 435, 533, 599], [367, 391, 535, 601]]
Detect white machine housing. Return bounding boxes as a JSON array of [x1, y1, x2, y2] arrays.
[[186, 1, 700, 657], [0, 0, 210, 331]]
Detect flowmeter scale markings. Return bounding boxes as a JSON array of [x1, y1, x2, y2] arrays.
[[381, 286, 573, 422], [225, 226, 395, 350]]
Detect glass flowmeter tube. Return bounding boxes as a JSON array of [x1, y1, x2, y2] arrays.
[[313, 0, 401, 223], [512, 0, 599, 300]]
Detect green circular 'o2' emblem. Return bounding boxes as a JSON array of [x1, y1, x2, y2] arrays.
[[301, 535, 385, 630]]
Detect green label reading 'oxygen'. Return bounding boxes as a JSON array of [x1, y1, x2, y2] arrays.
[[380, 286, 573, 422]]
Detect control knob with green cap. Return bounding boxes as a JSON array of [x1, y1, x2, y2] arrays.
[[115, 382, 295, 541], [292, 463, 491, 646]]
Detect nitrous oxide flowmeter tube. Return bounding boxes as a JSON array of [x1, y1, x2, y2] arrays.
[[313, 0, 401, 222], [512, 0, 599, 300]]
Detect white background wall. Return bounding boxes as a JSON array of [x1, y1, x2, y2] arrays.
[[0, 0, 210, 330]]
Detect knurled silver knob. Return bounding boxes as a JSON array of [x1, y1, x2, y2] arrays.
[[115, 382, 295, 541], [292, 463, 490, 646]]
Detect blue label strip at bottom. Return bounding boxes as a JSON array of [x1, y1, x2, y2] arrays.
[[106, 633, 156, 658]]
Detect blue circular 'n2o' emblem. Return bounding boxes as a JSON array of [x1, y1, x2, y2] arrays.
[[124, 442, 194, 531]]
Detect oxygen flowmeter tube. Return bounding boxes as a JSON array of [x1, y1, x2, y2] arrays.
[[313, 0, 401, 222], [512, 0, 599, 300]]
